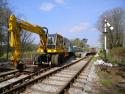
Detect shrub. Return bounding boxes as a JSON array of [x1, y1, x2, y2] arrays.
[[98, 49, 106, 60], [108, 47, 125, 64]]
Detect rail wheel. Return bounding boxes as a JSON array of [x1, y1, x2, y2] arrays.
[[60, 54, 64, 63], [51, 54, 60, 66], [16, 60, 25, 71]]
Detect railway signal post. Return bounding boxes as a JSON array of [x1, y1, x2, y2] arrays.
[[103, 16, 114, 62]]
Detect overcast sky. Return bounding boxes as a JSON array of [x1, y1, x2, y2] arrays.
[[9, 0, 125, 47]]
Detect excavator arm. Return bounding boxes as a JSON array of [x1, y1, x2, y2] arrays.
[[8, 15, 48, 67]]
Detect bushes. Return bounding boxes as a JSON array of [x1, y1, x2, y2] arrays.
[[98, 47, 125, 64], [108, 47, 125, 64], [98, 49, 106, 60]]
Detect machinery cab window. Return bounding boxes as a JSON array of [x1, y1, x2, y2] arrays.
[[48, 35, 55, 45], [56, 34, 64, 49], [47, 34, 56, 49], [47, 34, 64, 49]]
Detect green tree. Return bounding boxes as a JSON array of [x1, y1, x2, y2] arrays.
[[71, 38, 86, 48]]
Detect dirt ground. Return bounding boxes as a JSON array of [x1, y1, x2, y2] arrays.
[[95, 65, 125, 94]]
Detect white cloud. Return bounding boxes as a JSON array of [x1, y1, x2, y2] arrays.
[[69, 22, 99, 33], [69, 22, 91, 33], [40, 2, 55, 12], [55, 0, 64, 4], [39, 0, 65, 12], [90, 27, 99, 32]]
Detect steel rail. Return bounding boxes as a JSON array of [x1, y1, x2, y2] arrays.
[[0, 67, 51, 94], [0, 70, 18, 78], [58, 57, 93, 94], [0, 70, 19, 83], [1, 57, 85, 94], [0, 75, 18, 83]]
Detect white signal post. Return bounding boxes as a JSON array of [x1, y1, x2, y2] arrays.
[[104, 19, 107, 52], [104, 16, 114, 61]]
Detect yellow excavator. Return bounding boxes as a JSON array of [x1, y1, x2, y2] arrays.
[[9, 15, 74, 71], [9, 15, 48, 70]]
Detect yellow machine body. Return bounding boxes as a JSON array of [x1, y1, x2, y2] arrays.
[[9, 15, 73, 69], [9, 15, 48, 67]]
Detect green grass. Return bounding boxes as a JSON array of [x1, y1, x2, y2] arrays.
[[92, 56, 98, 62], [100, 79, 112, 87]]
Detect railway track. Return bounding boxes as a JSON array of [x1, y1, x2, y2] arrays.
[[22, 56, 92, 94], [0, 66, 51, 94], [0, 70, 19, 83], [0, 56, 92, 94], [0, 57, 74, 85], [0, 65, 47, 83], [68, 57, 93, 94]]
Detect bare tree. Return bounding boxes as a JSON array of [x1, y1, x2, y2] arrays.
[[15, 14, 35, 52], [0, 0, 34, 60], [97, 8, 125, 49], [21, 30, 34, 51]]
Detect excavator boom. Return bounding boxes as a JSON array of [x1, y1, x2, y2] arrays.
[[9, 15, 48, 68]]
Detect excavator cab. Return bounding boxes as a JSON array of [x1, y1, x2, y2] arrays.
[[47, 34, 56, 49], [37, 34, 65, 66]]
